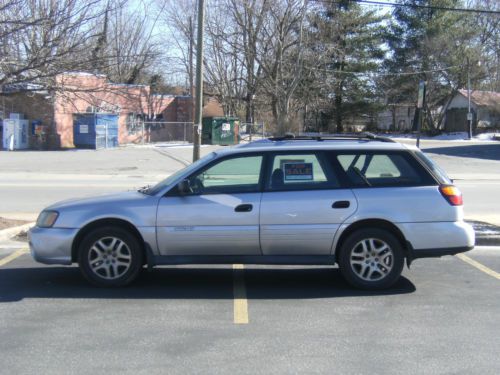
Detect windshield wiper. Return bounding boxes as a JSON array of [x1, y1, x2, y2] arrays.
[[137, 185, 151, 194]]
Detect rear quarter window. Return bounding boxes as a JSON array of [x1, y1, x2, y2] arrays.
[[413, 151, 452, 184], [333, 151, 436, 187]]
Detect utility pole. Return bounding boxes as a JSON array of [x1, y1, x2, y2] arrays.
[[192, 0, 205, 162], [466, 56, 473, 140], [188, 16, 194, 123]]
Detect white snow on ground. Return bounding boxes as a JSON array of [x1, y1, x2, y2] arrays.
[[431, 132, 469, 140], [125, 142, 210, 149], [386, 132, 499, 142], [475, 132, 499, 141]]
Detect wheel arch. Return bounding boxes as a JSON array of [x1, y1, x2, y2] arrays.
[[334, 219, 409, 259], [71, 218, 146, 263]]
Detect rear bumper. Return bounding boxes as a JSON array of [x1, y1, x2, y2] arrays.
[[398, 220, 475, 264], [410, 245, 474, 259], [28, 226, 77, 265], [399, 221, 475, 251]]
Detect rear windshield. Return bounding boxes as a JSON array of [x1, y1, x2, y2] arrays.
[[413, 151, 452, 184]]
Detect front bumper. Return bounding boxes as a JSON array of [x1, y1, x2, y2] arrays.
[[28, 226, 78, 265]]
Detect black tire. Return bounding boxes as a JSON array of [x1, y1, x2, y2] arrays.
[[338, 228, 404, 290], [78, 226, 143, 287]]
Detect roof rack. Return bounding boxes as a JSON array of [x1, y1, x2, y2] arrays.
[[268, 132, 396, 143]]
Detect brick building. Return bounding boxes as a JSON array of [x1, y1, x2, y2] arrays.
[[1, 72, 223, 148]]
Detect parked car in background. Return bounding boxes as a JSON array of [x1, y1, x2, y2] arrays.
[[29, 133, 475, 289]]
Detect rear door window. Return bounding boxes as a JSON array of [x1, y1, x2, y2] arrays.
[[335, 152, 435, 187], [267, 152, 340, 191]]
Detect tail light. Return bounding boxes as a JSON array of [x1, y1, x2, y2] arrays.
[[439, 185, 463, 206]]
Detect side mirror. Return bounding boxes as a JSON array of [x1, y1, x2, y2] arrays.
[[177, 179, 192, 195]]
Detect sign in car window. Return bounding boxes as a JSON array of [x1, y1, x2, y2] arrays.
[[283, 162, 313, 181]]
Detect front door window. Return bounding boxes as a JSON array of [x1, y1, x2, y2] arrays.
[[187, 155, 263, 195]]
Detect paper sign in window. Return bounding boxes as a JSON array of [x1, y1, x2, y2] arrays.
[[283, 162, 313, 181]]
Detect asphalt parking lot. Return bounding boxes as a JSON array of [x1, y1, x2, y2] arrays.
[[1, 139, 499, 374], [0, 245, 499, 374]]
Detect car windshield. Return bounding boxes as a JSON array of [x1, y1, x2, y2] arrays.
[[145, 152, 217, 195]]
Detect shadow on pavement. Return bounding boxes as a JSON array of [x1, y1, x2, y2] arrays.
[[424, 144, 500, 161], [0, 266, 415, 302]]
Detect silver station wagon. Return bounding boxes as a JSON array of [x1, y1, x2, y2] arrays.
[[29, 134, 475, 289]]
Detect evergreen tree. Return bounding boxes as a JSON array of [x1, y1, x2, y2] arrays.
[[307, 1, 386, 132], [383, 0, 482, 130]]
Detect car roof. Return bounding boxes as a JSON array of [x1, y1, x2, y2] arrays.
[[215, 138, 411, 156]]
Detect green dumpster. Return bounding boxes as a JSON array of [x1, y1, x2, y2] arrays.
[[202, 117, 240, 145]]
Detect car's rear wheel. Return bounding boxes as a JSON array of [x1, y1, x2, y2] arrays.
[[78, 226, 143, 287], [338, 228, 404, 290]]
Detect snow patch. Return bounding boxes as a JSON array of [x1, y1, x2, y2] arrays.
[[383, 132, 499, 142], [431, 132, 469, 140], [476, 132, 499, 141]]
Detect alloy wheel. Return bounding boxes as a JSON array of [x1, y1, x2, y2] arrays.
[[88, 237, 132, 280], [349, 238, 394, 281]]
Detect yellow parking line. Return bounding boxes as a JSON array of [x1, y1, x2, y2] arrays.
[[456, 253, 500, 280], [0, 249, 28, 267], [233, 264, 249, 324]]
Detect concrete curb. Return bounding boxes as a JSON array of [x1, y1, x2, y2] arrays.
[[476, 236, 500, 246], [0, 222, 35, 242]]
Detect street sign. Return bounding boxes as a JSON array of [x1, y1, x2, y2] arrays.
[[467, 113, 473, 121], [416, 81, 427, 149]]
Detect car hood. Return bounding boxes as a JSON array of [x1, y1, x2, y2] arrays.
[[46, 191, 153, 211]]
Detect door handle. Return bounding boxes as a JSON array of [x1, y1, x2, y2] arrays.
[[332, 201, 350, 209], [235, 204, 253, 212]]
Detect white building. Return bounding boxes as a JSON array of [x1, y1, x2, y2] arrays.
[[377, 104, 416, 131], [445, 90, 500, 131]]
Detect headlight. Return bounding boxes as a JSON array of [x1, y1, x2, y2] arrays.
[[36, 210, 59, 228]]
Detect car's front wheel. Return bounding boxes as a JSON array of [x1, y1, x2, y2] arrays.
[[78, 226, 143, 287], [338, 228, 404, 290]]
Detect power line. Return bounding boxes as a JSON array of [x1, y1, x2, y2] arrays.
[[311, 0, 500, 15], [305, 64, 462, 77]]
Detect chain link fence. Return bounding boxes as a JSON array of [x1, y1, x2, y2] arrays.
[[129, 120, 267, 144], [132, 121, 194, 144], [239, 122, 266, 141]]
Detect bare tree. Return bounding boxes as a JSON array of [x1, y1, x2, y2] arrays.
[[158, 0, 310, 134], [204, 0, 246, 116], [158, 0, 197, 89], [471, 0, 500, 92], [227, 0, 269, 124], [256, 0, 308, 135], [0, 0, 109, 87], [0, 0, 163, 90], [104, 0, 163, 84]]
